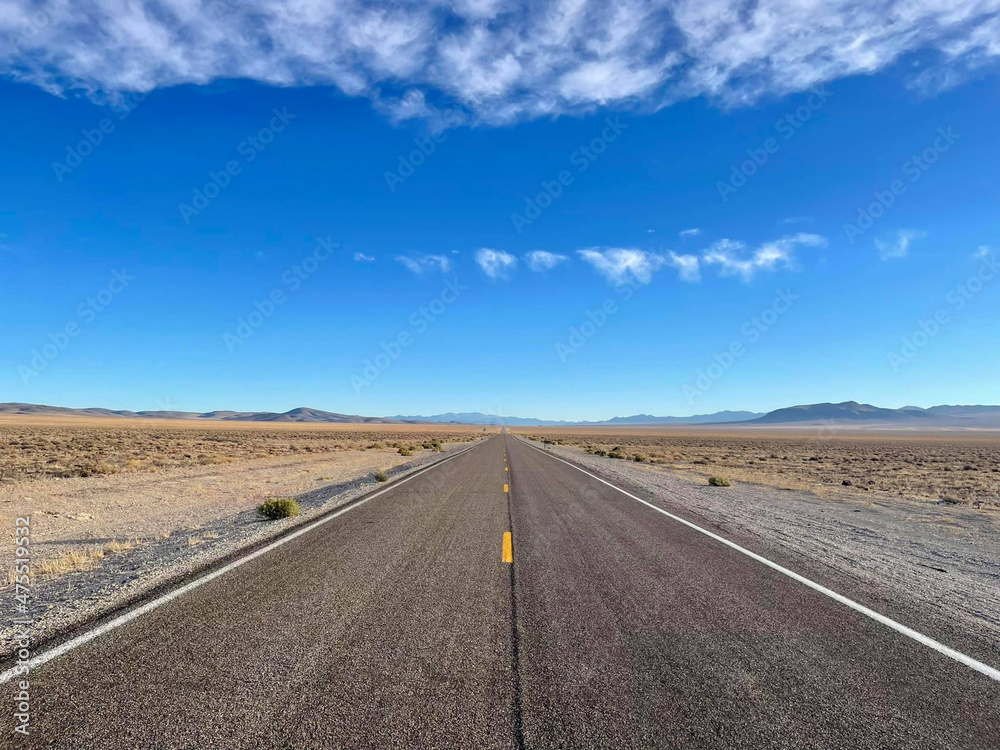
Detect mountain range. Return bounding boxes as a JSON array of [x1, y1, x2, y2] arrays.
[[4, 401, 1000, 427], [0, 403, 405, 424], [387, 411, 764, 426], [745, 402, 1000, 426]]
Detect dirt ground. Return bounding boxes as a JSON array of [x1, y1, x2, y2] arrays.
[[0, 415, 486, 480], [516, 427, 1000, 507], [0, 417, 487, 575]]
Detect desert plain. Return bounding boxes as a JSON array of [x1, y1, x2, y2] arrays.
[[516, 425, 1000, 507], [0, 416, 486, 575], [2, 416, 999, 655]]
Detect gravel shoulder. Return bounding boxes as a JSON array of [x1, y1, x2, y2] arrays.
[[518, 437, 1000, 655], [0, 439, 484, 658]]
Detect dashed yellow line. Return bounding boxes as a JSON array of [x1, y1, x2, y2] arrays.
[[505, 466, 508, 472], [502, 532, 513, 563], [504, 483, 508, 493]]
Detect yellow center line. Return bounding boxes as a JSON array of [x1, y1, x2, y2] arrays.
[[502, 532, 513, 563], [504, 483, 508, 493]]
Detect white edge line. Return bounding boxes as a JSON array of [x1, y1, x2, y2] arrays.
[[0, 440, 486, 684], [516, 437, 1000, 684]]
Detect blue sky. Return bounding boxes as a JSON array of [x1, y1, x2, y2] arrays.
[[2, 1, 999, 421]]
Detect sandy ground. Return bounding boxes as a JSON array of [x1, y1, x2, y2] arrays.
[[0, 415, 486, 480], [1, 447, 423, 561], [518, 437, 1000, 649], [517, 427, 1000, 507]]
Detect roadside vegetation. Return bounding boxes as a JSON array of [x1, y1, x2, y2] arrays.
[[520, 430, 1000, 506], [15, 538, 142, 579], [257, 498, 301, 519], [0, 419, 485, 481]]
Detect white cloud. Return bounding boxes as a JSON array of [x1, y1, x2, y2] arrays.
[[475, 248, 518, 279], [679, 228, 701, 238], [577, 248, 665, 285], [354, 252, 375, 262], [394, 254, 451, 273], [972, 244, 992, 259], [525, 250, 567, 272], [578, 234, 824, 285], [875, 229, 926, 260], [667, 252, 701, 282], [2, 1, 997, 126], [701, 233, 826, 280]]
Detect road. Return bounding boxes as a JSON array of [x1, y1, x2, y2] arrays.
[[5, 433, 999, 748]]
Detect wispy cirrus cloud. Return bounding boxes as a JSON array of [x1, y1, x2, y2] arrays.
[[875, 229, 926, 260], [525, 250, 567, 272], [394, 254, 452, 274], [666, 252, 701, 282], [1, 1, 997, 126], [475, 248, 518, 279], [679, 228, 701, 238], [353, 252, 375, 262], [577, 248, 665, 285], [702, 234, 826, 280], [579, 233, 826, 285]]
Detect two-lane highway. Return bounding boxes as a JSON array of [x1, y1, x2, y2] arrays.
[[4, 432, 999, 748]]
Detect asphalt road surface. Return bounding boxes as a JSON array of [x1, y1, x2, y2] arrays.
[[5, 433, 999, 748]]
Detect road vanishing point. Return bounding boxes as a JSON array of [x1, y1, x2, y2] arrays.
[[3, 432, 999, 749]]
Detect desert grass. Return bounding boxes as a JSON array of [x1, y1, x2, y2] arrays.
[[256, 497, 302, 519], [517, 427, 1000, 506], [0, 417, 487, 482], [18, 538, 141, 579]]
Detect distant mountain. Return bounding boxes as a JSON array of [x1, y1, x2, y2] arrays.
[[600, 411, 764, 425], [387, 411, 765, 426], [749, 401, 920, 424], [388, 412, 568, 426], [747, 401, 1000, 427], [926, 405, 1000, 425], [5, 401, 1000, 428], [0, 403, 409, 424]]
